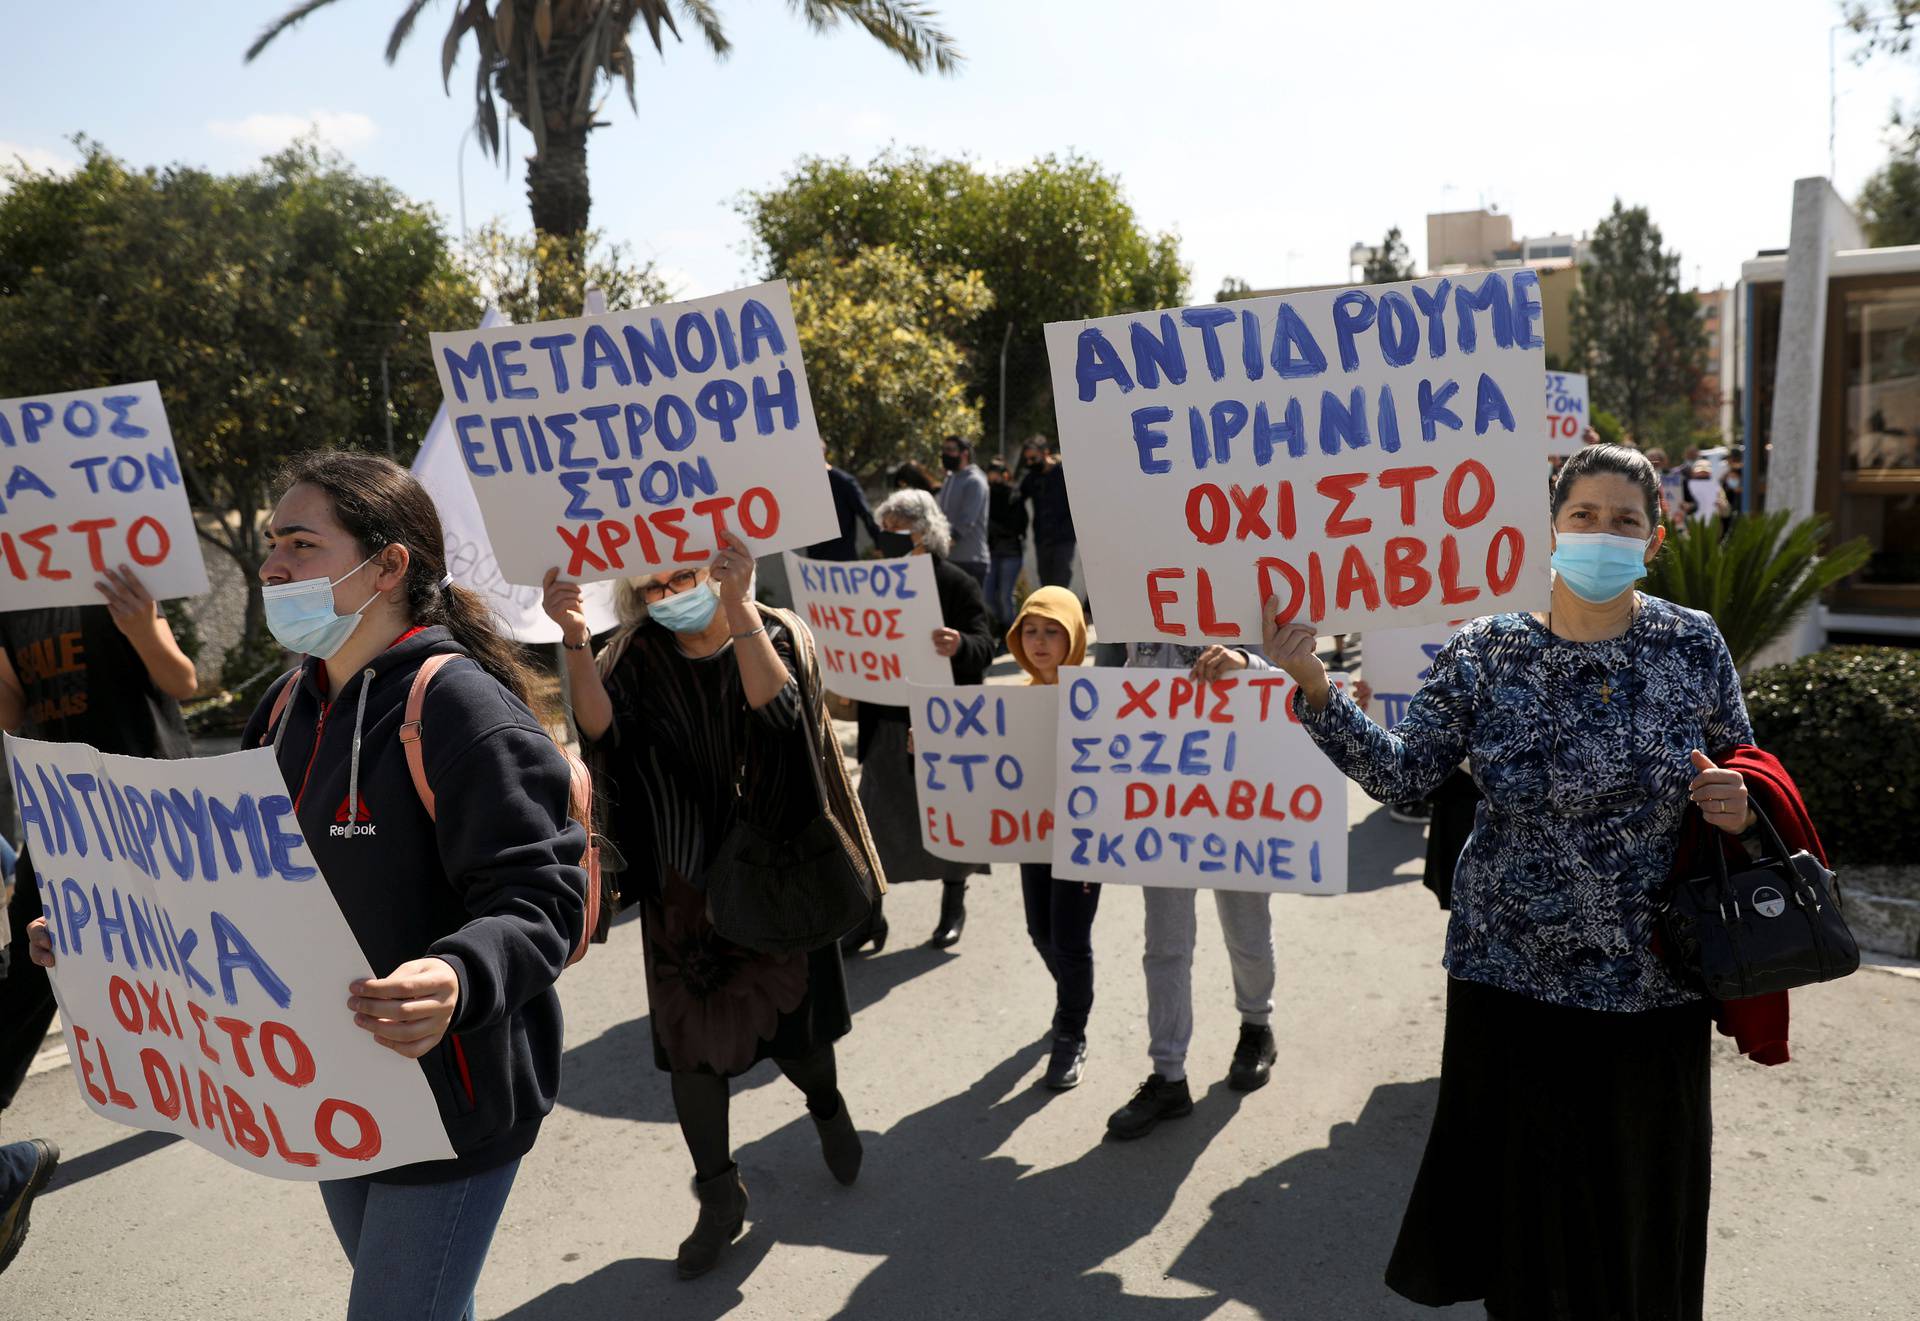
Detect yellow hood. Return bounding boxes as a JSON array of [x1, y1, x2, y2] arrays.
[[1007, 586, 1087, 682]]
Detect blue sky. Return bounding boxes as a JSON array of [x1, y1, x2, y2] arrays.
[[3, 0, 1913, 305]]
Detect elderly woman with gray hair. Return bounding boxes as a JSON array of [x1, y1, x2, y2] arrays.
[[843, 488, 997, 954]]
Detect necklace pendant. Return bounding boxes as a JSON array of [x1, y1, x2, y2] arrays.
[[1598, 680, 1613, 704]]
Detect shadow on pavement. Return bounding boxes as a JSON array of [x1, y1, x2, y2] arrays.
[[556, 945, 953, 1123], [505, 1040, 1250, 1321], [1168, 1078, 1479, 1318], [42, 1129, 180, 1194], [1346, 808, 1432, 894]]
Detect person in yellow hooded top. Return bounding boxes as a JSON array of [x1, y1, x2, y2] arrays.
[[1006, 587, 1099, 1091]]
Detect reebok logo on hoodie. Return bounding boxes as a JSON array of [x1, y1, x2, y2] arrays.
[[331, 793, 376, 839]]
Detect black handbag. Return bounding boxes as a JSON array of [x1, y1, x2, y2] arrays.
[[1658, 800, 1859, 1000], [704, 671, 879, 956]]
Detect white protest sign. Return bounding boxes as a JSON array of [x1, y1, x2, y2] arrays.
[[1545, 370, 1589, 456], [1049, 668, 1348, 893], [1362, 621, 1473, 731], [1044, 272, 1551, 645], [784, 552, 951, 704], [413, 308, 619, 644], [909, 684, 1057, 864], [0, 382, 209, 610], [5, 736, 454, 1180], [1687, 477, 1720, 521], [429, 280, 836, 587]]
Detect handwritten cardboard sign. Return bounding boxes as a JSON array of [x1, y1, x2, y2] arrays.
[[1044, 272, 1551, 644], [413, 309, 619, 644], [428, 282, 837, 587], [1361, 621, 1473, 731], [784, 552, 951, 704], [0, 382, 209, 611], [1049, 668, 1348, 893], [5, 736, 454, 1180], [909, 684, 1057, 864], [1544, 370, 1589, 457]]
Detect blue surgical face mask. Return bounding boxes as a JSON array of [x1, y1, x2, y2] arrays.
[[648, 579, 721, 633], [261, 554, 382, 658], [1550, 531, 1650, 604]]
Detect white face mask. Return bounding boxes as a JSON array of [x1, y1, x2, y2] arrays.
[[261, 554, 382, 658]]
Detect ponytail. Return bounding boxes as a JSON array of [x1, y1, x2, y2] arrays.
[[273, 451, 551, 721]]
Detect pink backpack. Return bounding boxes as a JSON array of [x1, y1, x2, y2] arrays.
[[266, 654, 602, 966]]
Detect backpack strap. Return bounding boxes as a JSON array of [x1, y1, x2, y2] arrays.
[[399, 653, 460, 821], [265, 667, 303, 752]]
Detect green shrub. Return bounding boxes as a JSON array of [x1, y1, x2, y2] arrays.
[[1744, 646, 1920, 865]]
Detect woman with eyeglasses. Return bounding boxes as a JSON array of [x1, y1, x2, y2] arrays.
[[542, 533, 881, 1281], [1264, 445, 1771, 1321]]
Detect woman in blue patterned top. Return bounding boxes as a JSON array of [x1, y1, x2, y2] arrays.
[[1265, 445, 1759, 1321]]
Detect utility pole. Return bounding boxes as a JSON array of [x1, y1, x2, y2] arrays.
[[998, 321, 1013, 462]]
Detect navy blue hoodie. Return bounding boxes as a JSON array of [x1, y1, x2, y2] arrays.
[[241, 626, 587, 1184]]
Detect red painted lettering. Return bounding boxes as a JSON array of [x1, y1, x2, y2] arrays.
[[1443, 459, 1495, 528], [1315, 472, 1372, 537], [1383, 537, 1431, 607]]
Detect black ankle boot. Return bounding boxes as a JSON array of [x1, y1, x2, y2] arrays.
[[810, 1093, 864, 1186], [840, 895, 888, 956], [676, 1164, 748, 1280], [926, 880, 966, 948]]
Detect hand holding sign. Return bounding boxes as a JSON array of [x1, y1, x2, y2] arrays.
[[931, 627, 962, 658], [1188, 645, 1248, 682], [1688, 749, 1753, 835], [1262, 606, 1329, 707], [94, 564, 161, 636], [348, 959, 461, 1059], [710, 529, 756, 607], [541, 567, 592, 649]]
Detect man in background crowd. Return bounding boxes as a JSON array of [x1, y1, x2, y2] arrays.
[[807, 460, 884, 562], [984, 457, 1028, 634], [936, 436, 991, 588], [1020, 436, 1076, 592]]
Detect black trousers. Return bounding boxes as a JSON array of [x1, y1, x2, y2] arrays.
[[1018, 863, 1101, 1038], [1035, 540, 1076, 591], [1, 850, 57, 1112]]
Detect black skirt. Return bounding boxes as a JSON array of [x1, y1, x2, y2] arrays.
[[1387, 977, 1712, 1321]]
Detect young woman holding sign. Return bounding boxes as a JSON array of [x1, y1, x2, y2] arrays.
[[175, 452, 580, 1321], [1265, 444, 1802, 1321], [544, 531, 883, 1281]]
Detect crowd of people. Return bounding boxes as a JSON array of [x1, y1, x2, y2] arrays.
[[0, 437, 1822, 1321]]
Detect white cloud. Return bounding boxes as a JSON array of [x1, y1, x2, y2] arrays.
[[0, 140, 78, 180], [207, 110, 378, 153]]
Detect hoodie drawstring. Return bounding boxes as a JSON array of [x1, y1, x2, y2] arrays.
[[346, 668, 375, 833]]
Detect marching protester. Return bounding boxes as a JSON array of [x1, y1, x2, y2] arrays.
[[935, 436, 991, 588], [1264, 443, 1791, 1321], [1103, 637, 1281, 1136], [1019, 436, 1077, 592], [984, 456, 1029, 635], [1005, 587, 1098, 1089], [842, 489, 996, 953], [805, 459, 883, 562], [101, 450, 587, 1321], [545, 527, 883, 1280], [0, 563, 196, 1256]]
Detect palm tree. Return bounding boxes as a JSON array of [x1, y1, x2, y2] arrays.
[[246, 1, 960, 240]]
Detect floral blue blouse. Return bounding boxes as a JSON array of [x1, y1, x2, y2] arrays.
[[1296, 595, 1753, 1013]]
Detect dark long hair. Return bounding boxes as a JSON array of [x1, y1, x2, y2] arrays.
[[275, 451, 547, 717], [1550, 443, 1660, 526]]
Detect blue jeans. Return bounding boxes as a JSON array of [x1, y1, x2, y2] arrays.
[[986, 554, 1023, 629], [319, 1159, 519, 1321], [1, 1139, 39, 1202]]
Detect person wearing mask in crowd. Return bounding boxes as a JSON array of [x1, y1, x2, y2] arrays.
[[806, 460, 882, 562], [37, 452, 589, 1321], [1020, 436, 1077, 592], [1721, 452, 1745, 512], [544, 525, 881, 1281], [1266, 443, 1781, 1321], [842, 490, 996, 953], [1103, 634, 1284, 1137], [891, 460, 938, 494], [984, 456, 1029, 635], [0, 565, 196, 1160], [1004, 587, 1097, 1089], [936, 436, 991, 588]]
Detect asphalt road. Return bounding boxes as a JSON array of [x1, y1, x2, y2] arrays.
[[6, 780, 1917, 1320]]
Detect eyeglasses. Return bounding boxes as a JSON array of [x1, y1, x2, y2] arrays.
[[641, 569, 701, 604]]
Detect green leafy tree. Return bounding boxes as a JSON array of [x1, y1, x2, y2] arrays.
[[1362, 226, 1415, 283], [1858, 147, 1920, 246], [245, 1, 959, 244], [741, 148, 1187, 449], [0, 141, 476, 685], [1590, 409, 1626, 447], [1568, 199, 1707, 436], [1645, 511, 1873, 672], [787, 244, 992, 477], [461, 219, 675, 320]]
